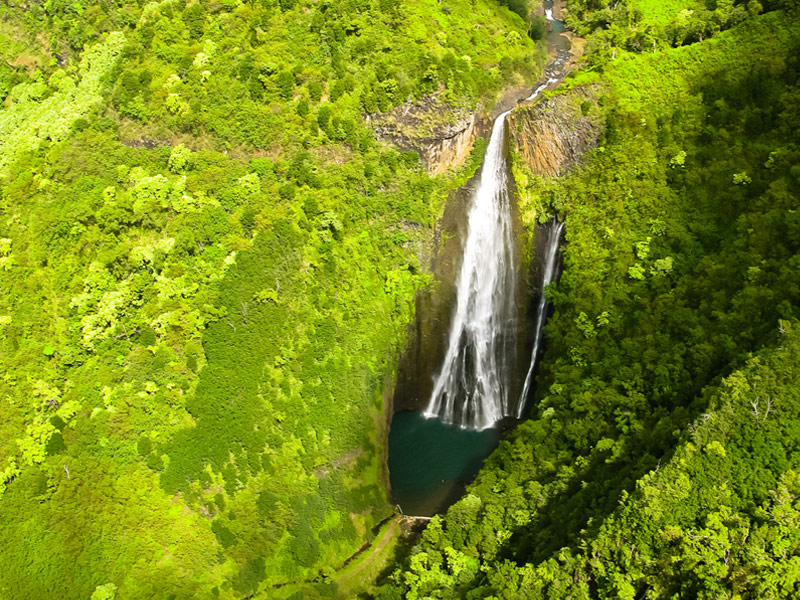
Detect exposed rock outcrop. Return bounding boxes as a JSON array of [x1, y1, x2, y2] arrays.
[[370, 97, 488, 175], [369, 64, 547, 175], [420, 112, 482, 176], [508, 86, 602, 176]]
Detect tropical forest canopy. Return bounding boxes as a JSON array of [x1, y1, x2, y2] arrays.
[[383, 1, 800, 598], [0, 0, 798, 599]]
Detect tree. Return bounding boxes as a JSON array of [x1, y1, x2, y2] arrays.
[[184, 3, 206, 39], [91, 583, 117, 600], [529, 16, 547, 41], [277, 71, 295, 100]]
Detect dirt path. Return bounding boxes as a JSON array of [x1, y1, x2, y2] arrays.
[[334, 516, 400, 588]]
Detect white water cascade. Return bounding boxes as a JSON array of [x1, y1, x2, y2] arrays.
[[517, 219, 564, 418], [545, 8, 554, 20], [424, 82, 556, 430], [422, 110, 517, 430]]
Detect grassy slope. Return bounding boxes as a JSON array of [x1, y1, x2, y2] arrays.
[[0, 1, 545, 599]]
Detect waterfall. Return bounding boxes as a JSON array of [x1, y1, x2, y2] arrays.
[[423, 81, 556, 430], [422, 109, 518, 430], [545, 8, 554, 20], [517, 219, 564, 418]]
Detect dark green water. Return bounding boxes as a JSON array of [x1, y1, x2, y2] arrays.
[[388, 411, 499, 516]]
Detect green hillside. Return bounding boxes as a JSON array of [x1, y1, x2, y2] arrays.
[[384, 5, 800, 599], [2, 0, 799, 599]]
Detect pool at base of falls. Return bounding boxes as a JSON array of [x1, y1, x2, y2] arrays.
[[388, 411, 500, 516]]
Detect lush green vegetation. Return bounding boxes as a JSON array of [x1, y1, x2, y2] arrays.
[[383, 5, 800, 599], [565, 0, 794, 67], [0, 1, 546, 599], [4, 0, 800, 598]]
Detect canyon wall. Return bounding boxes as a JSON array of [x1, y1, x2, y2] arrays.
[[508, 87, 602, 177], [370, 101, 493, 175], [390, 83, 602, 415]]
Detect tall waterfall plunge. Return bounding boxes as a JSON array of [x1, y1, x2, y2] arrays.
[[423, 81, 560, 431], [423, 109, 519, 430], [389, 12, 572, 516]]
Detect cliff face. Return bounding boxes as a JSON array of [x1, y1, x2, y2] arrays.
[[370, 98, 494, 175], [391, 182, 471, 412], [424, 113, 480, 175], [392, 142, 531, 414], [508, 87, 602, 177], [369, 72, 550, 174], [387, 77, 602, 415]]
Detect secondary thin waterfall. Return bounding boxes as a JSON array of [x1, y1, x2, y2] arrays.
[[517, 219, 564, 418]]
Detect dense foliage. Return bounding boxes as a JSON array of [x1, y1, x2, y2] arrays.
[[0, 1, 544, 599], [384, 6, 800, 599], [4, 0, 799, 598], [566, 0, 797, 67]]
